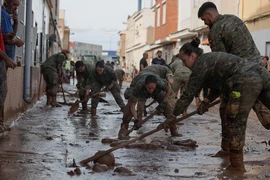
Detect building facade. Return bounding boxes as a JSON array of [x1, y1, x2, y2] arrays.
[[70, 41, 102, 61], [241, 0, 270, 56]]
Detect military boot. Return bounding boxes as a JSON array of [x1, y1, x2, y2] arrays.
[[120, 107, 125, 113], [212, 138, 230, 157], [91, 108, 97, 116], [169, 123, 182, 137], [82, 102, 88, 111], [0, 118, 5, 133], [46, 95, 52, 105], [226, 151, 246, 173], [118, 123, 129, 140], [50, 96, 62, 107]]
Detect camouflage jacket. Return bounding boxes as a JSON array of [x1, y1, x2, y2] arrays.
[[127, 73, 170, 102], [41, 53, 66, 72], [173, 52, 256, 116], [170, 58, 191, 76], [76, 64, 94, 88], [87, 65, 117, 87], [140, 64, 173, 79], [114, 69, 125, 80], [209, 14, 262, 64]]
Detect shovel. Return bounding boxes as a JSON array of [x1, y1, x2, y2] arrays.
[[80, 99, 220, 165], [69, 89, 106, 113]]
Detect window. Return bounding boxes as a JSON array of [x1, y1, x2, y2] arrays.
[[162, 3, 166, 24], [157, 7, 160, 27]]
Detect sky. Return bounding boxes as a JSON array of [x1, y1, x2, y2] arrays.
[[60, 0, 141, 51]]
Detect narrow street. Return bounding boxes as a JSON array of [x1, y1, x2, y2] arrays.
[[0, 82, 269, 180]]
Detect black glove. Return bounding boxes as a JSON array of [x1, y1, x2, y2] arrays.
[[155, 101, 167, 113], [197, 101, 209, 115], [157, 117, 174, 132], [133, 119, 141, 130]]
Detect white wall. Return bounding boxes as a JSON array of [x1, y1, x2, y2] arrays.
[[32, 0, 50, 34], [251, 28, 270, 56]]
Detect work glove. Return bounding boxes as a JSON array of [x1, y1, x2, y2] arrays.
[[157, 116, 175, 132], [76, 84, 80, 89], [155, 101, 167, 113], [197, 101, 209, 115], [133, 119, 142, 130]]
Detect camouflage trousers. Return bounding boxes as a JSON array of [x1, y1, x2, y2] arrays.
[[117, 78, 124, 88], [172, 72, 190, 98], [221, 67, 270, 154], [42, 68, 59, 95], [91, 81, 125, 109], [122, 90, 175, 125]]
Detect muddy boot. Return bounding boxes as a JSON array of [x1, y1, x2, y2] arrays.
[[0, 125, 4, 133], [81, 102, 88, 113], [51, 96, 62, 107], [195, 97, 201, 107], [169, 123, 182, 137], [0, 120, 4, 133], [46, 95, 52, 105], [226, 151, 246, 173], [212, 139, 230, 157], [91, 108, 97, 116], [118, 123, 129, 140], [120, 107, 125, 113]]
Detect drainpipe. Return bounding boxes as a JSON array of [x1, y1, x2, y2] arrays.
[[23, 0, 32, 104], [138, 0, 142, 12]]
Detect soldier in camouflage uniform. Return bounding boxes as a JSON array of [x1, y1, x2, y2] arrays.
[[41, 51, 68, 107], [75, 61, 94, 111], [87, 61, 125, 116], [198, 2, 270, 157], [169, 54, 191, 98], [139, 64, 175, 116], [140, 64, 174, 87], [114, 69, 125, 88], [118, 73, 179, 139], [171, 39, 270, 172]]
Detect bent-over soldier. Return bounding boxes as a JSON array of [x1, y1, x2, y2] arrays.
[[87, 61, 125, 116], [114, 69, 125, 88], [118, 73, 179, 139], [75, 61, 94, 111], [41, 50, 69, 107], [170, 39, 270, 172]]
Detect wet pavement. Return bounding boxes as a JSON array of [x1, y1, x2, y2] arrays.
[[0, 81, 270, 180]]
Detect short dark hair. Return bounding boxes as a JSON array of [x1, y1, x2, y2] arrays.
[[264, 56, 269, 60], [157, 50, 162, 54], [198, 2, 217, 18], [75, 61, 84, 69], [145, 74, 157, 85], [96, 60, 105, 68], [111, 61, 115, 65]]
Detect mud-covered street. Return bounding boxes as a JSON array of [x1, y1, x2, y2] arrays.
[[0, 82, 269, 180]]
